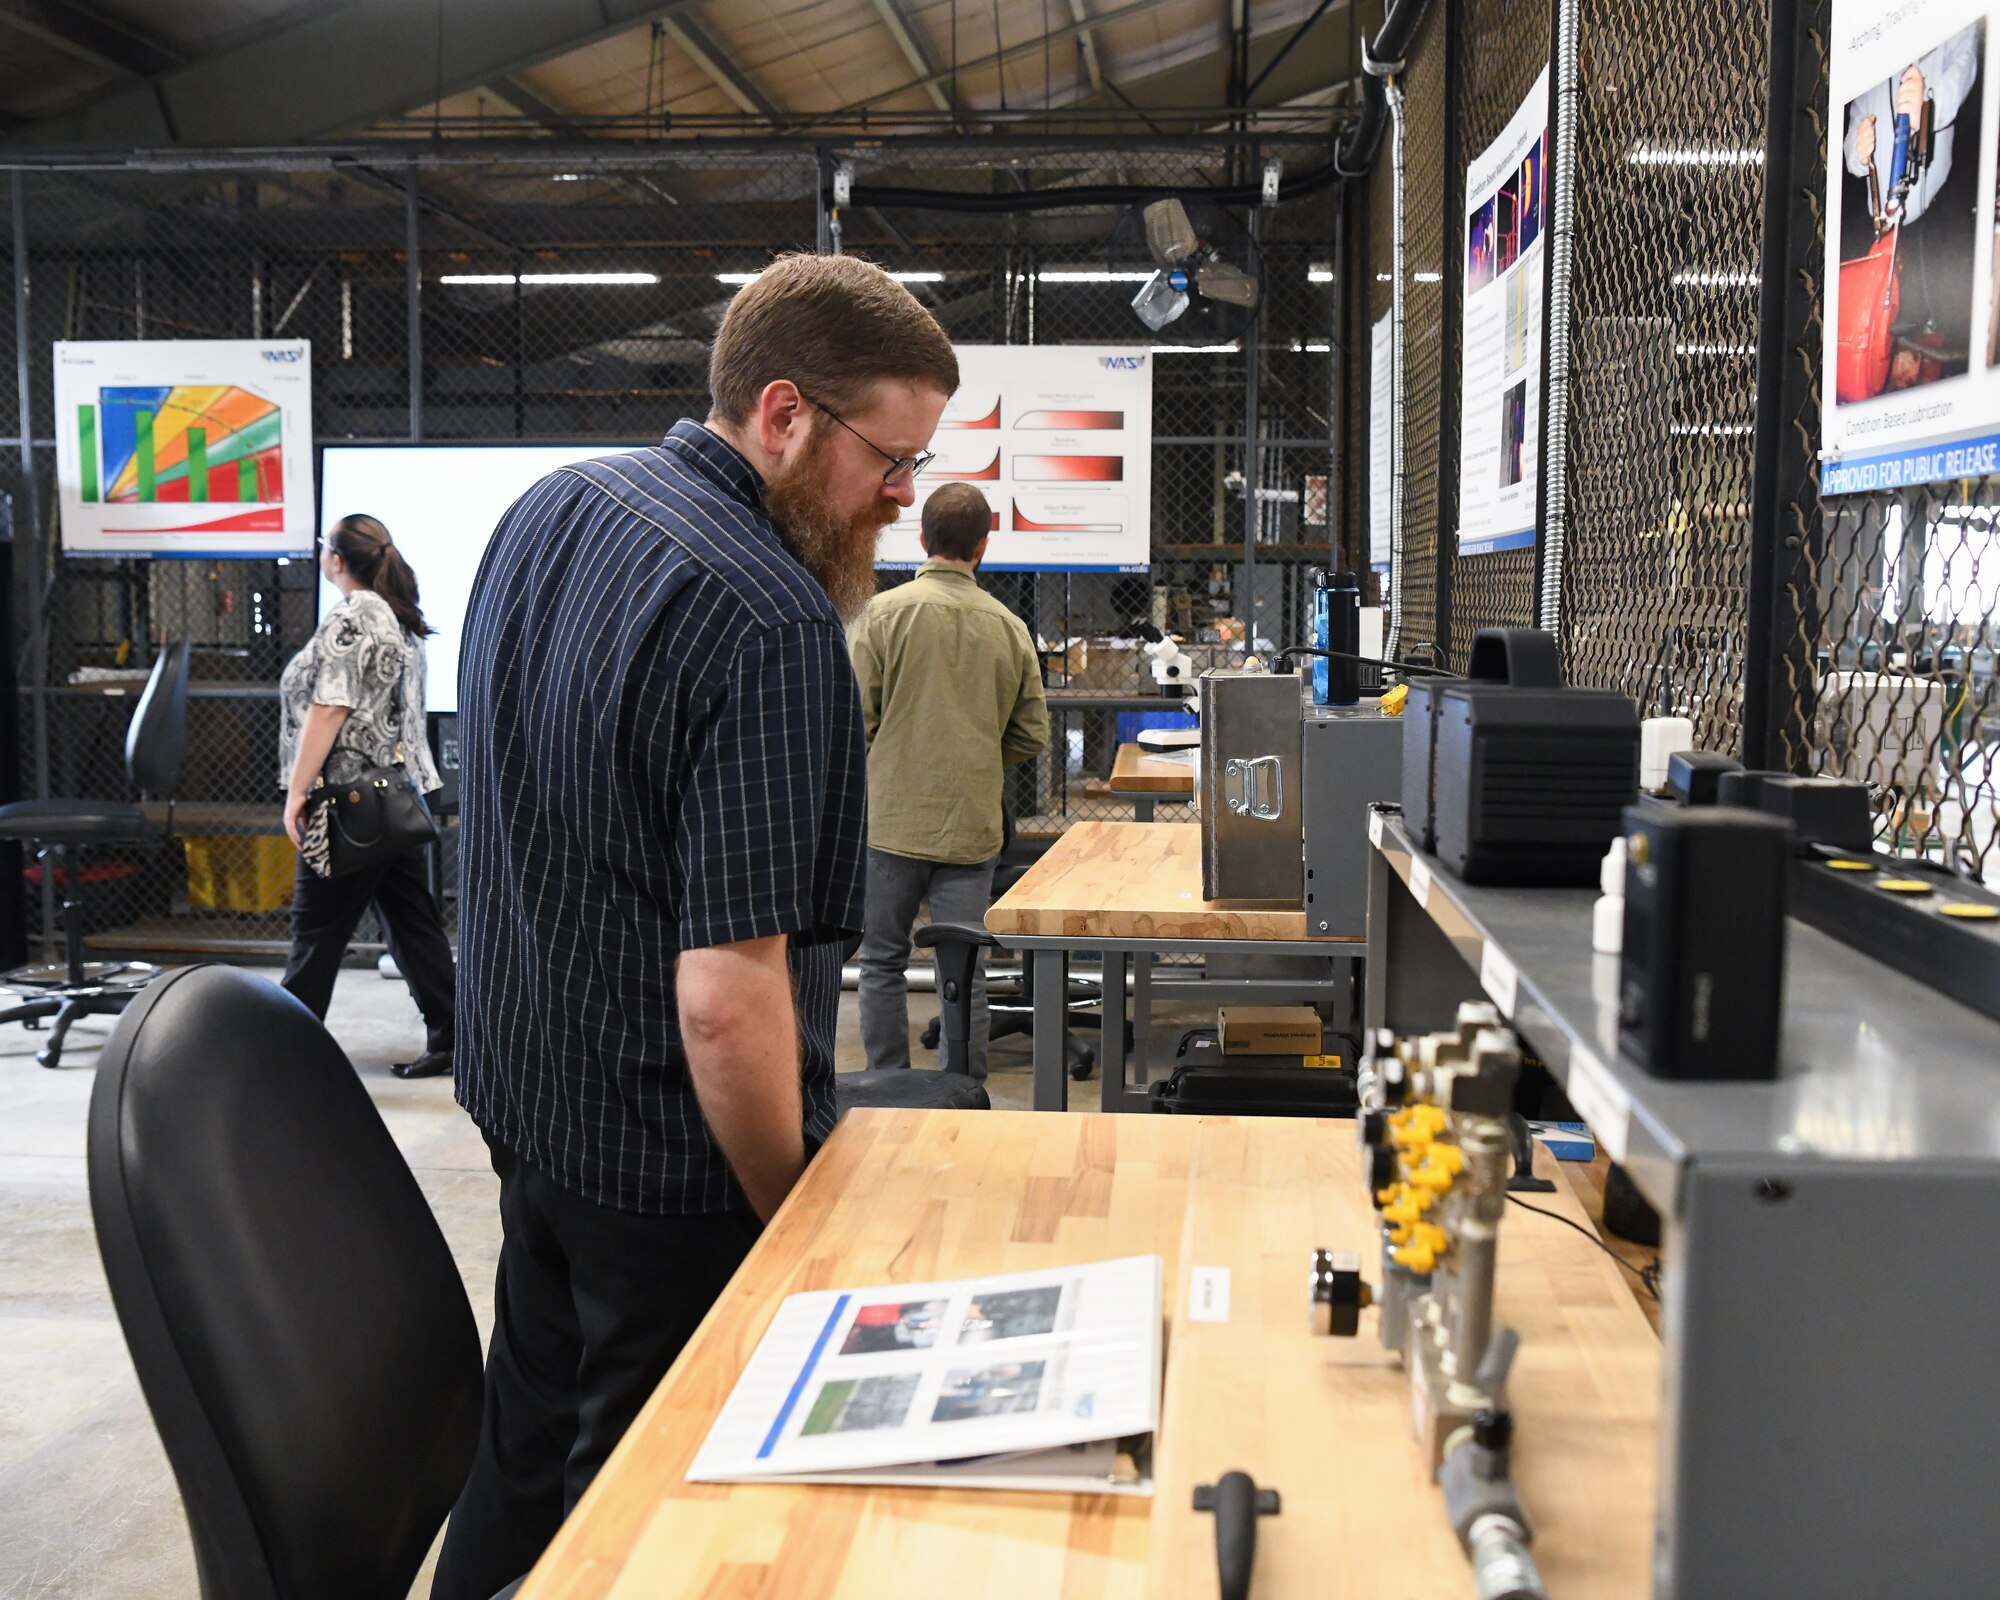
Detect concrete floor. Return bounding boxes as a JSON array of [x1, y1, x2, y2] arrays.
[[0, 960, 1080, 1600]]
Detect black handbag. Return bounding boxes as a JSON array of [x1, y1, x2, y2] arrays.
[[300, 753, 439, 879]]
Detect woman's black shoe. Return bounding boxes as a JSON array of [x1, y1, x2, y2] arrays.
[[391, 1049, 453, 1080]]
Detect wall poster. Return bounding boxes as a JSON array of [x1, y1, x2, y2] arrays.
[[1458, 65, 1550, 556], [53, 339, 314, 557]]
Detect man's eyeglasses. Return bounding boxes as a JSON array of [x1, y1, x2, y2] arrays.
[[799, 392, 935, 485]]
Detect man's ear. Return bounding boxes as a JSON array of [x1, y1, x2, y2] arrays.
[[972, 536, 991, 565], [754, 380, 810, 458]]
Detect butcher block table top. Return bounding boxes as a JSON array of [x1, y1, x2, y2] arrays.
[[985, 820, 1352, 943], [1107, 742, 1197, 796], [515, 1109, 1658, 1600]]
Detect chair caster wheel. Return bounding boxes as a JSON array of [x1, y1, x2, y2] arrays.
[[36, 1048, 61, 1069], [1070, 1056, 1095, 1081], [921, 1017, 941, 1050]]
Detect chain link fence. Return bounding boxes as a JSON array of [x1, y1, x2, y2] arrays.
[[1779, 17, 2000, 879], [1, 139, 1337, 956], [1560, 0, 1767, 750]]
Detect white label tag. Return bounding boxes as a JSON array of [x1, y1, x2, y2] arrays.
[[1368, 810, 1385, 848], [1188, 1266, 1232, 1324], [1565, 1046, 1631, 1164], [1480, 942, 1519, 1018], [1409, 857, 1433, 908]]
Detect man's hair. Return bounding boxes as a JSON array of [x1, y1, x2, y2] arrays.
[[709, 254, 960, 424], [921, 482, 992, 561]]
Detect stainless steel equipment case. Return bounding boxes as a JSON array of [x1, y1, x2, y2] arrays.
[[1200, 670, 1303, 900]]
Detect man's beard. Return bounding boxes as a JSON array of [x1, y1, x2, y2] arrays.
[[766, 430, 895, 623]]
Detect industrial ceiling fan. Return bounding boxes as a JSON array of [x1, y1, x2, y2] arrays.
[[1111, 196, 1264, 346]]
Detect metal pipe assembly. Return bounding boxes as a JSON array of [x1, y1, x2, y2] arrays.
[[1314, 1003, 1548, 1600]]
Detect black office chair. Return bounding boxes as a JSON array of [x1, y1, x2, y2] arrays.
[[836, 924, 992, 1113], [88, 964, 485, 1600], [0, 639, 191, 1068]]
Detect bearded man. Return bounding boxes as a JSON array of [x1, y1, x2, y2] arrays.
[[435, 254, 957, 1599]]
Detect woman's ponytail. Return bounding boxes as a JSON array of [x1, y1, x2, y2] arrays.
[[327, 514, 434, 637]]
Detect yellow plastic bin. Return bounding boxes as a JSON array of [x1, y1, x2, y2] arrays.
[[183, 835, 297, 914]]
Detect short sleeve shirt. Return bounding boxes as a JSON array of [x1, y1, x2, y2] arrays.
[[452, 421, 868, 1216], [277, 589, 441, 793]]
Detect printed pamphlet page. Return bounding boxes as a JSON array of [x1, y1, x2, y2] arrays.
[[688, 1255, 1163, 1495]]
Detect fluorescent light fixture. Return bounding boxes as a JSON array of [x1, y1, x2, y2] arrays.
[[1291, 341, 1333, 353], [551, 173, 587, 182], [716, 270, 944, 285], [1037, 269, 1156, 283], [1670, 422, 1755, 435], [1151, 343, 1239, 354], [1414, 270, 1442, 284], [1308, 265, 1334, 283], [1628, 145, 1763, 167], [439, 272, 659, 286], [1676, 342, 1757, 356], [1673, 270, 1759, 287]]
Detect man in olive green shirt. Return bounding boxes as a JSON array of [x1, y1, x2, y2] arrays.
[[850, 482, 1049, 1078]]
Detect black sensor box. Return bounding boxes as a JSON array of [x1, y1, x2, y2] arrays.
[[1619, 805, 1790, 1080], [1433, 687, 1641, 885]]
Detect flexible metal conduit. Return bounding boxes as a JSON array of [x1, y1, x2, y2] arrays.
[[1537, 0, 1580, 634]]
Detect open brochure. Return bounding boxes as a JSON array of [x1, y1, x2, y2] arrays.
[[688, 1255, 1163, 1495]]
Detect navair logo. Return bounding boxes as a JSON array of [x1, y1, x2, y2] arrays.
[[261, 348, 304, 364], [1098, 355, 1146, 370]]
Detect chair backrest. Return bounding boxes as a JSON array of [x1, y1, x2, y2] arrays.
[[88, 965, 482, 1600], [124, 638, 191, 796]]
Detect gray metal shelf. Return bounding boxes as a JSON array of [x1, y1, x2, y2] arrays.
[[1364, 807, 2000, 1597], [1366, 810, 2000, 1214]]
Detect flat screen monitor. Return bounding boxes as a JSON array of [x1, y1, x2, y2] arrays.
[[317, 442, 646, 714]]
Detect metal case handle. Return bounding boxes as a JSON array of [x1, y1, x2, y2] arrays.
[[1224, 755, 1285, 820]]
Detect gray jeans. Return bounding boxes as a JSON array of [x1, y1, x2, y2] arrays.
[[857, 847, 997, 1078]]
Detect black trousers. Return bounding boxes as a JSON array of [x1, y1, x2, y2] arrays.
[[280, 845, 455, 1052], [430, 1138, 762, 1600]]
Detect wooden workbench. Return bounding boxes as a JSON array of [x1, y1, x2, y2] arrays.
[[988, 820, 1312, 943], [516, 1110, 1657, 1600], [1107, 742, 1197, 796]]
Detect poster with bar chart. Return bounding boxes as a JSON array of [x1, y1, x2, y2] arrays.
[[875, 345, 1152, 572], [54, 340, 313, 556]]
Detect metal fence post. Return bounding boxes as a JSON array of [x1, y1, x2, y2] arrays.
[[1744, 0, 1823, 772], [11, 172, 54, 955], [1243, 205, 1262, 643], [1434, 0, 1465, 661], [406, 161, 422, 441], [1536, 0, 1580, 637]]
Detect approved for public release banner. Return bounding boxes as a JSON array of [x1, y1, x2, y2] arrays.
[[1821, 0, 2000, 494], [53, 340, 315, 557]]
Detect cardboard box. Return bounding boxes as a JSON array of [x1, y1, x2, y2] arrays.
[[1218, 1005, 1323, 1056]]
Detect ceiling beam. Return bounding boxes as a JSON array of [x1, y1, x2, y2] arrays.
[[866, 0, 953, 114], [836, 0, 1180, 117], [1066, 0, 1104, 95], [659, 14, 780, 124], [0, 0, 181, 79], [7, 0, 706, 147], [486, 74, 588, 138]]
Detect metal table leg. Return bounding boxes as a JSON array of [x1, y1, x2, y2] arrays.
[[1131, 950, 1153, 1089], [1032, 947, 1068, 1112], [1134, 796, 1156, 822], [1099, 950, 1129, 1112]]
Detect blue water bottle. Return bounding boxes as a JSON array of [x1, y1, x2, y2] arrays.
[[1890, 111, 1910, 196], [1310, 569, 1331, 705]]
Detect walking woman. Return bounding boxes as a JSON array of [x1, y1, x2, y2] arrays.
[[278, 514, 456, 1078]]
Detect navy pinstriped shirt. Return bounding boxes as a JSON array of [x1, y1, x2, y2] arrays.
[[453, 421, 866, 1216]]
